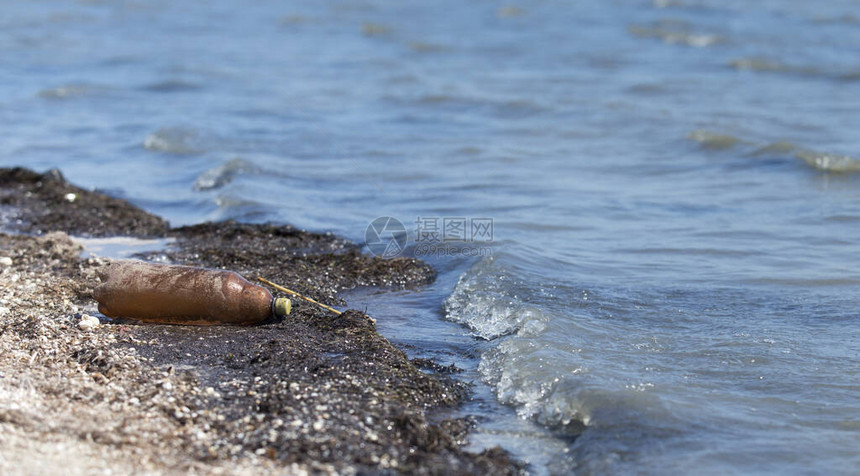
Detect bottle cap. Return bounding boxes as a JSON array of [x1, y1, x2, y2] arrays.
[[272, 297, 292, 317]]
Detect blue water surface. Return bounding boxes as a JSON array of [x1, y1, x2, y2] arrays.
[[2, 1, 860, 474]]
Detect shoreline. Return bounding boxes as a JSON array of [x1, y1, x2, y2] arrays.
[[0, 167, 522, 475]]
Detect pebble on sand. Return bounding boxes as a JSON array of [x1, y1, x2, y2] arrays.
[[79, 314, 100, 331]]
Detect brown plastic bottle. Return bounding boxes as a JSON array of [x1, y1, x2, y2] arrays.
[[93, 260, 290, 325]]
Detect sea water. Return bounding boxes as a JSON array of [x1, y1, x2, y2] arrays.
[[2, 1, 859, 474]]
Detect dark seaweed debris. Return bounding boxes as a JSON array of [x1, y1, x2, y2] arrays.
[[0, 167, 523, 475], [0, 167, 169, 237], [162, 221, 437, 305], [123, 309, 509, 474]]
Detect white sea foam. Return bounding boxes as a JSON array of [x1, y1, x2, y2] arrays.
[[796, 150, 860, 173], [444, 256, 595, 428], [443, 256, 547, 340], [446, 256, 676, 447]]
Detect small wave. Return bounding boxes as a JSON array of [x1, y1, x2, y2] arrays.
[[479, 339, 586, 427], [445, 256, 597, 429], [730, 57, 860, 82], [837, 71, 860, 82], [796, 150, 860, 173], [812, 14, 860, 25], [730, 57, 780, 72], [141, 79, 203, 93], [193, 158, 261, 191], [687, 129, 743, 150], [414, 94, 548, 119], [362, 23, 390, 37], [687, 130, 860, 173], [629, 20, 722, 47], [143, 127, 204, 155], [444, 258, 685, 458], [443, 256, 547, 340], [750, 141, 798, 157], [752, 139, 860, 173], [476, 313, 666, 432], [730, 57, 813, 75]]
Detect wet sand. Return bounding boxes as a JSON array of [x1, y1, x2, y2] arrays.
[[0, 167, 521, 475]]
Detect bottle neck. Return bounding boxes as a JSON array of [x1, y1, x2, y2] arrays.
[[271, 297, 291, 317]]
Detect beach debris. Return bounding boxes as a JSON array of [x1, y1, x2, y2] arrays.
[[78, 314, 100, 331], [93, 260, 291, 325], [0, 256, 12, 267], [256, 277, 342, 315]]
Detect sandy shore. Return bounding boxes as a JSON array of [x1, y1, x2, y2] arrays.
[[0, 167, 521, 475]]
